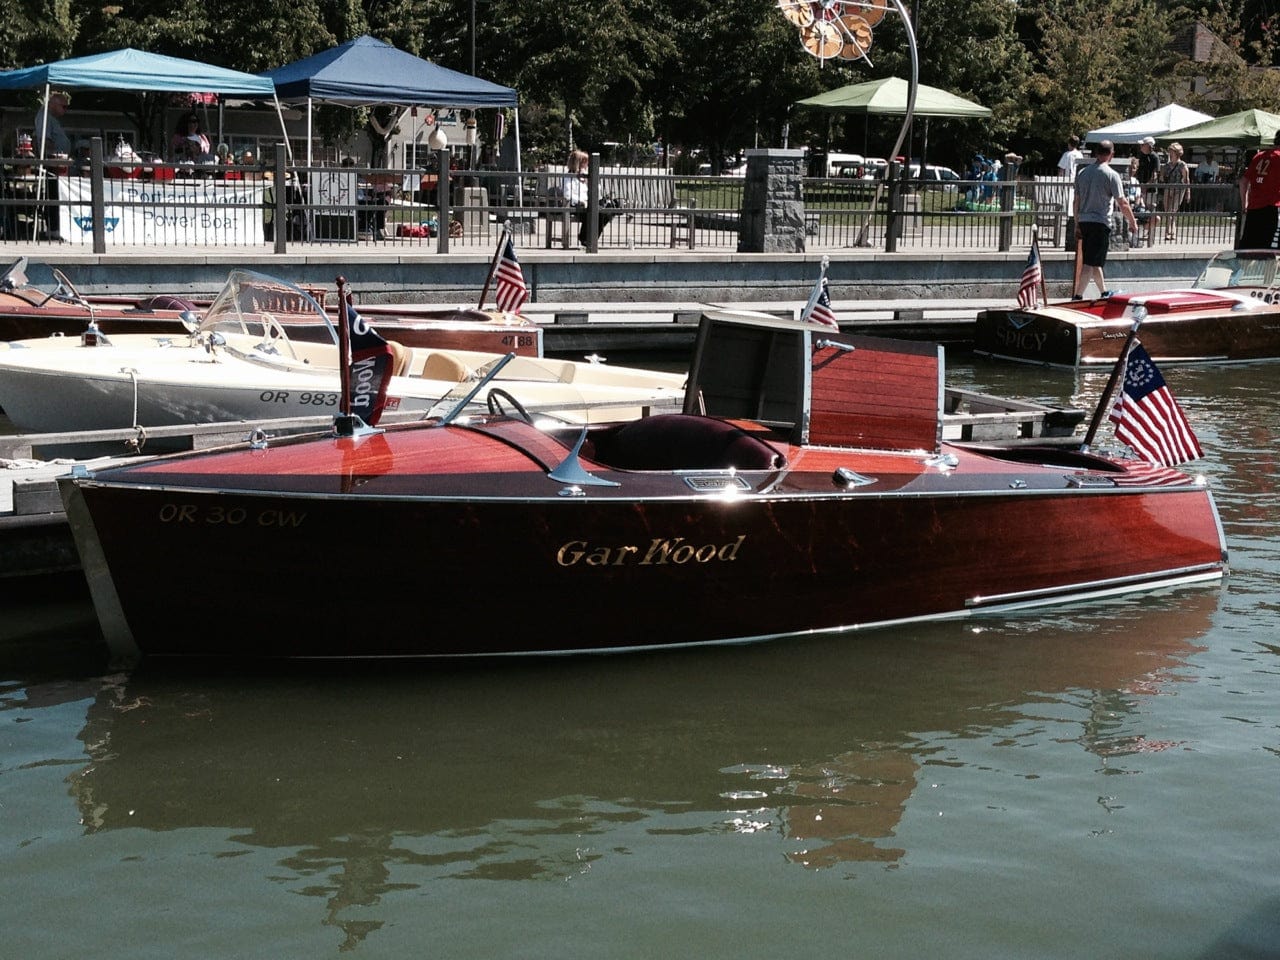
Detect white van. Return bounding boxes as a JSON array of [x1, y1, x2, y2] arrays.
[[825, 152, 867, 177]]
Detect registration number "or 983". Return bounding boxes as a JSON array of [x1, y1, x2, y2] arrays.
[[258, 391, 338, 406]]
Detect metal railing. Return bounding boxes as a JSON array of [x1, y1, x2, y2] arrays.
[[0, 139, 1241, 254]]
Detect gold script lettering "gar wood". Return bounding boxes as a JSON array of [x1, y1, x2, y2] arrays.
[[556, 535, 745, 567]]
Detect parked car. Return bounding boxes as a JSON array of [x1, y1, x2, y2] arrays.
[[908, 164, 961, 189]]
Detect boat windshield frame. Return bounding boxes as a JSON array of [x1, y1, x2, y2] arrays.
[[199, 269, 336, 345], [1193, 251, 1279, 293], [427, 352, 518, 424]]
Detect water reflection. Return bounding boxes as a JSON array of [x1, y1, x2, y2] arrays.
[[62, 586, 1219, 942]]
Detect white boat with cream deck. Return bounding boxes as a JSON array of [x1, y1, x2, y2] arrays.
[[0, 271, 685, 434]]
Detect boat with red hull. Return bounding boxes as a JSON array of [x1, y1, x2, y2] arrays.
[[0, 257, 542, 356], [975, 249, 1280, 367], [61, 310, 1227, 662]]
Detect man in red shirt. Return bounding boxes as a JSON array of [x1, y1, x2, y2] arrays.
[[1238, 132, 1280, 249]]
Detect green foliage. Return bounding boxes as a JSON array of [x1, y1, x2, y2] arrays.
[[1172, 0, 1280, 113], [7, 0, 1279, 172], [0, 0, 78, 68]]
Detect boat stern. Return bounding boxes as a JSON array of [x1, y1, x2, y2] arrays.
[[974, 306, 1086, 366], [57, 469, 142, 666]]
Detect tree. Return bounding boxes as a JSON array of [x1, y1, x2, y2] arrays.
[[1171, 2, 1280, 115], [651, 0, 822, 168], [870, 0, 1034, 162], [493, 0, 668, 159], [0, 0, 78, 69]]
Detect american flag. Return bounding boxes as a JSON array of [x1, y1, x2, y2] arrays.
[[1017, 236, 1042, 309], [1111, 460, 1199, 486], [1108, 342, 1203, 466], [804, 276, 839, 328], [494, 235, 529, 314]]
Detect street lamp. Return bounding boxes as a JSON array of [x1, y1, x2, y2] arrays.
[[465, 116, 477, 172]]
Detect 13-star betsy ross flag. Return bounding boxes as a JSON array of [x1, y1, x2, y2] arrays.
[[1108, 342, 1203, 467], [494, 235, 529, 314]]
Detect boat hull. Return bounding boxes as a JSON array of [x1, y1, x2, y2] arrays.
[[0, 340, 683, 432], [65, 455, 1226, 660], [0, 291, 542, 356], [976, 295, 1280, 366]]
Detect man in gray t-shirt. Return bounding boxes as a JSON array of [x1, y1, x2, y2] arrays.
[[1072, 140, 1137, 299], [33, 90, 71, 157]]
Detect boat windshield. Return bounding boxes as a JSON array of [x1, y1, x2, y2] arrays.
[[1194, 251, 1279, 291], [0, 257, 29, 292], [199, 270, 336, 345]]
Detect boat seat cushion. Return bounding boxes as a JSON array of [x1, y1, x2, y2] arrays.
[[420, 350, 471, 382], [386, 340, 412, 378], [586, 414, 786, 471]]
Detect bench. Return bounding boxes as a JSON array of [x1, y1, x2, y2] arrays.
[[600, 172, 697, 249], [533, 167, 698, 249], [1031, 175, 1071, 247]]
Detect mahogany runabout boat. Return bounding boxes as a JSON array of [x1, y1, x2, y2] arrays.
[[975, 249, 1280, 367], [61, 310, 1227, 662], [0, 257, 542, 356]]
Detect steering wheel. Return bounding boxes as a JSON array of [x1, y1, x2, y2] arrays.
[[39, 268, 86, 307], [486, 387, 533, 423], [257, 313, 298, 360]]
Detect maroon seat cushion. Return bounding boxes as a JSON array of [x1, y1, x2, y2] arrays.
[[587, 414, 785, 471]]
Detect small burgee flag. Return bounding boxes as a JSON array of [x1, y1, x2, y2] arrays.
[[1017, 236, 1042, 309], [803, 276, 839, 329], [343, 303, 395, 426], [494, 235, 529, 314], [1108, 343, 1203, 466]]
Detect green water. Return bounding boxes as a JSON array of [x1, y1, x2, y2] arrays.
[[1, 358, 1277, 959]]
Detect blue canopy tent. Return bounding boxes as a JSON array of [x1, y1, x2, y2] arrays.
[[262, 35, 521, 172], [0, 48, 287, 162]]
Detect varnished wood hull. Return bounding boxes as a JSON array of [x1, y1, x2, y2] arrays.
[[976, 292, 1280, 367], [63, 423, 1227, 661]]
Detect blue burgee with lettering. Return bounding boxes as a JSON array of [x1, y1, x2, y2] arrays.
[[343, 302, 395, 425]]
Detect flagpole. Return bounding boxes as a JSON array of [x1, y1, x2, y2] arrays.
[[1080, 316, 1143, 452], [1034, 229, 1049, 307], [336, 276, 353, 418], [478, 222, 511, 310], [800, 255, 830, 321]]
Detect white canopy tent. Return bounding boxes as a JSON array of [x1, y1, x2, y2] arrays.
[[1085, 103, 1214, 144]]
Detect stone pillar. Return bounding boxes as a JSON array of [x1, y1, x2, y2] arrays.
[[737, 148, 806, 253]]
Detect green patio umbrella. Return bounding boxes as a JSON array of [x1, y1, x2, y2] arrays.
[[795, 76, 992, 119], [795, 76, 991, 180], [1156, 109, 1280, 148], [796, 77, 991, 245]]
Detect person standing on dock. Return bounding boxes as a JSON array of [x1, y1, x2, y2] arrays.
[[1072, 140, 1137, 300], [1237, 131, 1280, 250], [1057, 135, 1083, 179]]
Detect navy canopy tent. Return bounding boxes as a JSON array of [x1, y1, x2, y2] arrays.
[[263, 35, 521, 169], [265, 35, 516, 109]]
